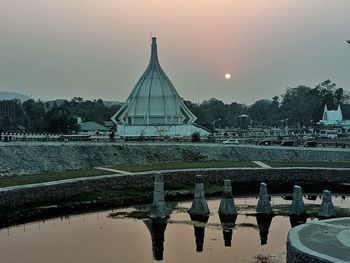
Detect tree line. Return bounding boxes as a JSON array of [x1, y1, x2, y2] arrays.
[[186, 79, 350, 130], [0, 79, 349, 133], [0, 97, 121, 133]]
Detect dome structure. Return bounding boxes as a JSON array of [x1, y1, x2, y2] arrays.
[[112, 37, 197, 126], [111, 37, 209, 138]]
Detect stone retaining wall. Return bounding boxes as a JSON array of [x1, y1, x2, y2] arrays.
[[0, 142, 349, 176], [1, 168, 350, 209], [287, 240, 329, 263]]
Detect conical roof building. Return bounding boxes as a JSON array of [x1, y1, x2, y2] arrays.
[[111, 37, 209, 137]]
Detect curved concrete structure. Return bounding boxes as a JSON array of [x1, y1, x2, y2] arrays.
[[287, 218, 350, 262]]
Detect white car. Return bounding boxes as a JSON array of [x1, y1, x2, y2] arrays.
[[222, 139, 239, 144]]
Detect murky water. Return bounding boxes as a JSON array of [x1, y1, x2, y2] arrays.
[[0, 196, 349, 263]]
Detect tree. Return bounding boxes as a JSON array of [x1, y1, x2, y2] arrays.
[[191, 132, 201, 142]]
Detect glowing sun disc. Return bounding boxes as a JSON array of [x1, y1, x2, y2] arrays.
[[225, 73, 231, 80]]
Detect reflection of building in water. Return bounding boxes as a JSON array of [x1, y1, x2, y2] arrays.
[[256, 214, 273, 245], [144, 219, 167, 261], [189, 214, 209, 252]]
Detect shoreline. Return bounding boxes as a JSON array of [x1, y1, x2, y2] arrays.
[[1, 167, 350, 229]]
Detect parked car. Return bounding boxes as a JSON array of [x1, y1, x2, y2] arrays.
[[258, 140, 271, 146], [223, 138, 239, 144], [170, 134, 184, 141], [303, 141, 317, 147], [319, 129, 338, 139], [281, 140, 295, 146]]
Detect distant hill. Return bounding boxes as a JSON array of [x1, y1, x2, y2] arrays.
[[45, 99, 66, 107], [0, 91, 30, 102], [103, 100, 123, 107]]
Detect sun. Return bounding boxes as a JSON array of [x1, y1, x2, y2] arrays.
[[224, 73, 231, 80]]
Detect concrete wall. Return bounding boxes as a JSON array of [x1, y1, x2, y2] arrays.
[[0, 142, 349, 176], [1, 167, 350, 209], [287, 240, 329, 263]]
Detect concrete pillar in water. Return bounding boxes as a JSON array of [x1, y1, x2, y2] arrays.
[[289, 185, 308, 227], [319, 190, 335, 219], [189, 175, 210, 219], [219, 180, 237, 217], [188, 175, 210, 252], [256, 182, 272, 214], [290, 185, 305, 215], [149, 172, 168, 220], [218, 179, 237, 247]]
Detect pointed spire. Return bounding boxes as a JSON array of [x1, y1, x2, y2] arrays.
[[322, 104, 328, 120], [111, 37, 198, 127], [149, 37, 160, 67]]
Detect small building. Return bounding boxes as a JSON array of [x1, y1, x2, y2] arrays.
[[318, 104, 350, 130], [78, 121, 110, 136]]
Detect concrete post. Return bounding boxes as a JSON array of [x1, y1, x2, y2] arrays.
[[319, 190, 335, 218], [219, 180, 237, 217], [290, 185, 305, 215], [189, 175, 210, 218], [149, 172, 168, 220], [256, 182, 272, 214]]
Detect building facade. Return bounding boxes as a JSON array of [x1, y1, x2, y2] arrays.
[[111, 37, 209, 137], [319, 104, 350, 130]]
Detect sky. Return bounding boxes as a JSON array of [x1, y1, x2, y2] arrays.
[[0, 0, 350, 104]]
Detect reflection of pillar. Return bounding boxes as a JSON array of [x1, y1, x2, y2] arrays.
[[144, 219, 167, 261], [319, 190, 335, 219], [222, 228, 233, 247], [290, 185, 308, 228], [189, 175, 210, 220], [256, 214, 273, 245], [189, 214, 209, 252], [150, 173, 168, 220], [256, 183, 272, 214]]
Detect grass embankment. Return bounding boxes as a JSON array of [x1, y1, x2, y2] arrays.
[[266, 161, 350, 168], [1, 160, 349, 188], [0, 161, 256, 188], [112, 161, 258, 172], [0, 169, 114, 188]]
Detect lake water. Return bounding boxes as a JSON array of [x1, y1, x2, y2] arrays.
[[0, 196, 349, 263]]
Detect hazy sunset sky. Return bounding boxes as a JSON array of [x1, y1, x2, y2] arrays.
[[0, 0, 349, 104]]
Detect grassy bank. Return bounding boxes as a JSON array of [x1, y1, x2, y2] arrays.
[[1, 160, 350, 188], [266, 161, 350, 168], [0, 169, 114, 188], [112, 161, 258, 172]]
